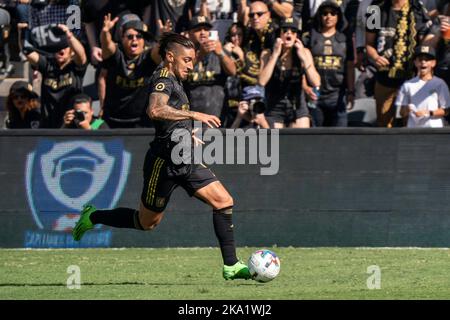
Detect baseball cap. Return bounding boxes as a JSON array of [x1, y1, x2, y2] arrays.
[[280, 17, 301, 32], [242, 85, 265, 101], [119, 13, 141, 28], [414, 45, 436, 59], [27, 24, 69, 54], [318, 0, 341, 11], [121, 20, 153, 41], [188, 15, 213, 31]]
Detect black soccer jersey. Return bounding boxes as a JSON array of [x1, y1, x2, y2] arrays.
[[149, 65, 193, 159], [102, 48, 158, 123], [37, 55, 87, 128]]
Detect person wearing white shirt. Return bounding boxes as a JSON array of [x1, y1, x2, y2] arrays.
[[397, 45, 450, 128]]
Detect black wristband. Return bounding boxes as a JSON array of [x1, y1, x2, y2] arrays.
[[430, 110, 434, 117]]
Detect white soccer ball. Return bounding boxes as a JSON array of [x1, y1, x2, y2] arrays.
[[248, 249, 281, 283]]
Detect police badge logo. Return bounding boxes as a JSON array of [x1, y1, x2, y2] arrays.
[[25, 140, 131, 248]]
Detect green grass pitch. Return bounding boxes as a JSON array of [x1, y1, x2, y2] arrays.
[[1, 247, 450, 300]]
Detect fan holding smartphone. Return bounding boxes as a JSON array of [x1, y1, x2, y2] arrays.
[[184, 15, 237, 119], [209, 30, 219, 41]]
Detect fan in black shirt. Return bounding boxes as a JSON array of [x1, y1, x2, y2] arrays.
[[259, 17, 321, 128], [240, 1, 276, 88], [81, 0, 152, 65], [100, 14, 161, 128], [146, 0, 195, 37], [25, 24, 87, 129], [185, 15, 237, 119], [5, 81, 41, 129], [73, 33, 252, 281]]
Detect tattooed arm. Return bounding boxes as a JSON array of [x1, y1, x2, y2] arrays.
[[148, 92, 221, 128]]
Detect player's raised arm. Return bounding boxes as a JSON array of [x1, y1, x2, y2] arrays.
[[148, 92, 221, 128]]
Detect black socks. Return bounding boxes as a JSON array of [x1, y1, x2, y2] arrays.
[[213, 206, 238, 266], [90, 208, 144, 230], [90, 206, 239, 266]]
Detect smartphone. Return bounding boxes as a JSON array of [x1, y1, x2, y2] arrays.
[[209, 30, 219, 41]]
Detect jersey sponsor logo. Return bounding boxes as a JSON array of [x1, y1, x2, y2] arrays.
[[314, 55, 342, 70], [155, 82, 166, 91], [189, 70, 217, 83], [115, 76, 145, 88], [24, 140, 131, 248], [44, 74, 74, 91]]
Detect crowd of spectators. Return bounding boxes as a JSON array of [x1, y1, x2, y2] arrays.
[[0, 0, 449, 130]]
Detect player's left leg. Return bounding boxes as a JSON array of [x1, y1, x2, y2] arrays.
[[73, 152, 174, 241], [194, 180, 251, 280], [72, 205, 147, 241]]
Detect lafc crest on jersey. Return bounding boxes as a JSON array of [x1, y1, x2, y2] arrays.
[[155, 82, 166, 91]]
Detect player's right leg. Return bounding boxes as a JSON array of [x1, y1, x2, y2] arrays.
[[194, 180, 251, 280]]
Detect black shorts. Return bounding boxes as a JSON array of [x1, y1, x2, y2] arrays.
[[141, 149, 218, 212], [266, 98, 310, 125]]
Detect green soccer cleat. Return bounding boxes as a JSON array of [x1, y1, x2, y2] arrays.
[[72, 205, 96, 241], [223, 261, 252, 280]]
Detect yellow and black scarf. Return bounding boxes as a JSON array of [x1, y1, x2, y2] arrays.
[[389, 0, 417, 79]]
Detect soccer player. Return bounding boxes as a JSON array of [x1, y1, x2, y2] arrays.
[[72, 32, 251, 281]]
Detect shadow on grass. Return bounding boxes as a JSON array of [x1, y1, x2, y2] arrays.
[[0, 282, 205, 287]]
